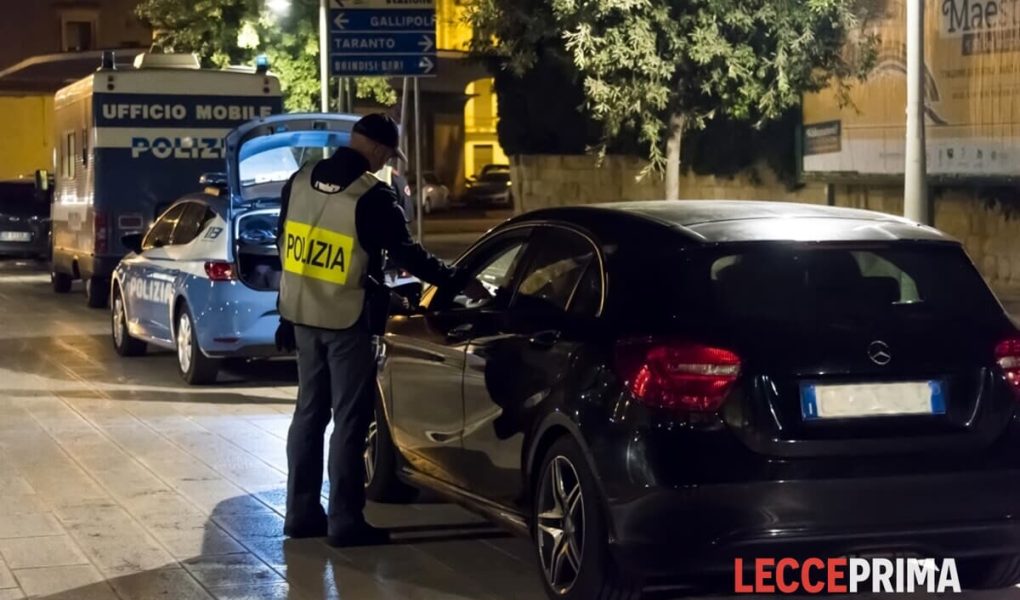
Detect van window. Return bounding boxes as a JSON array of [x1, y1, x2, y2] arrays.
[[64, 132, 76, 179]]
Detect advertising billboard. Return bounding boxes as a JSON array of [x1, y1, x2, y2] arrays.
[[802, 0, 1020, 178]]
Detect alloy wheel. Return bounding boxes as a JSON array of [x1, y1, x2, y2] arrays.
[[363, 418, 378, 487], [177, 312, 193, 374], [537, 455, 586, 595]]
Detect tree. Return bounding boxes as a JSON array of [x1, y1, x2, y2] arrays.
[[471, 0, 877, 198], [136, 0, 396, 111]]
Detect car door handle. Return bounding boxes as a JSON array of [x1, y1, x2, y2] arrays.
[[446, 323, 474, 342], [529, 330, 561, 349]]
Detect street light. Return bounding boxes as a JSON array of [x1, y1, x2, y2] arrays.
[[267, 0, 292, 16]]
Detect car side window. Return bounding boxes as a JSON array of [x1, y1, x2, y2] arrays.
[[142, 204, 187, 251], [513, 228, 597, 316], [171, 203, 214, 246], [426, 231, 530, 311]]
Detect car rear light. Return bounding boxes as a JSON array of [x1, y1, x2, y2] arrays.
[[614, 338, 742, 413], [995, 337, 1020, 399], [94, 212, 109, 254], [204, 261, 235, 281]]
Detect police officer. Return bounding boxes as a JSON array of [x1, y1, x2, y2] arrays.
[[275, 113, 487, 547]]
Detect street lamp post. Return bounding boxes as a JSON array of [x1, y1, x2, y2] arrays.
[[904, 0, 928, 224], [319, 0, 329, 112]]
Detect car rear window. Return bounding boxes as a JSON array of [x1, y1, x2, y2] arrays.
[[615, 242, 1002, 330], [0, 184, 46, 218], [701, 243, 1000, 325]]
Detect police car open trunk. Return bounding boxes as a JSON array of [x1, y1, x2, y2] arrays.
[[235, 209, 281, 291]]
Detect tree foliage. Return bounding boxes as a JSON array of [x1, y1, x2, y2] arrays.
[[136, 0, 396, 111], [470, 0, 877, 178]]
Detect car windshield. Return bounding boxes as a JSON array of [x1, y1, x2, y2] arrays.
[[237, 128, 352, 201], [239, 146, 335, 200], [0, 183, 47, 218]]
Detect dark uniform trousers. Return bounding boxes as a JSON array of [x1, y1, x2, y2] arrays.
[[285, 314, 376, 534]]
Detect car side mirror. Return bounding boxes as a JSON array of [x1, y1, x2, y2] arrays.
[[122, 233, 143, 254]]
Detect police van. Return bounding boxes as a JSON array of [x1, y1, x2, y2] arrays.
[[50, 52, 283, 307]]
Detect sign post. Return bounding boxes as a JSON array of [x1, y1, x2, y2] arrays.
[[329, 0, 436, 241]]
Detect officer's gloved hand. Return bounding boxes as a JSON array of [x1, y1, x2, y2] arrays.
[[275, 319, 296, 353]]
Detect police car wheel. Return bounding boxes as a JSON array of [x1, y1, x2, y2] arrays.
[[364, 392, 417, 504], [51, 271, 72, 294], [111, 289, 146, 357], [175, 304, 219, 385], [85, 277, 109, 309]]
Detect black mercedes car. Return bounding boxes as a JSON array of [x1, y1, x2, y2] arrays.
[[365, 200, 1020, 598]]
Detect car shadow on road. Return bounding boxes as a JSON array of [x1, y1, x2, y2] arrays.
[[33, 492, 521, 600]]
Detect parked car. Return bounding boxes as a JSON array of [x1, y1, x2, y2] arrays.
[[109, 113, 359, 384], [462, 164, 512, 207], [408, 172, 451, 214], [367, 200, 1020, 598], [0, 179, 50, 260]]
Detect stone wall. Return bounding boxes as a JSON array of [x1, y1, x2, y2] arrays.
[[509, 154, 1020, 302]]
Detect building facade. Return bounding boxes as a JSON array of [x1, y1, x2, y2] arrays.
[[0, 0, 152, 180]]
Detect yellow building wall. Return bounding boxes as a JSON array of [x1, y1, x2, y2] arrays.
[[0, 96, 54, 181], [436, 0, 473, 52], [435, 0, 506, 180]]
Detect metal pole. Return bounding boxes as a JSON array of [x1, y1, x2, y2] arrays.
[[319, 0, 329, 113], [338, 77, 344, 112], [398, 78, 410, 173], [904, 0, 928, 223], [413, 77, 423, 243]]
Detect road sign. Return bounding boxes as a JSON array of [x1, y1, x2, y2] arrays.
[[329, 0, 437, 77]]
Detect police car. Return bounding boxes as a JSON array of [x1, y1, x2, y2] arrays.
[[110, 114, 361, 384]]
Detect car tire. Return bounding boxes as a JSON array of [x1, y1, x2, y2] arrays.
[[532, 437, 641, 600], [423, 197, 432, 215], [85, 276, 109, 309], [364, 392, 418, 503], [51, 271, 72, 294], [111, 288, 146, 357], [960, 555, 1020, 590], [175, 303, 219, 385]]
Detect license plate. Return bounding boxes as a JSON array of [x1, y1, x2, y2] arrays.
[[801, 381, 946, 420], [0, 231, 30, 242]]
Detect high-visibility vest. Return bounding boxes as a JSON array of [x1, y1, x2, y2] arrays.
[[278, 165, 377, 330]]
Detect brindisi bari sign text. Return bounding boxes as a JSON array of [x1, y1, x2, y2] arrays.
[[734, 557, 962, 594], [802, 0, 1020, 178]]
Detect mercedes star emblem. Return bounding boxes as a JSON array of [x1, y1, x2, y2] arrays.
[[868, 340, 892, 366]]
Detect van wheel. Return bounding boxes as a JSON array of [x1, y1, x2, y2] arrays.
[[52, 271, 72, 293], [364, 393, 418, 503], [111, 289, 146, 357], [175, 303, 219, 385], [532, 437, 641, 600], [960, 555, 1020, 589], [85, 276, 109, 308]]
